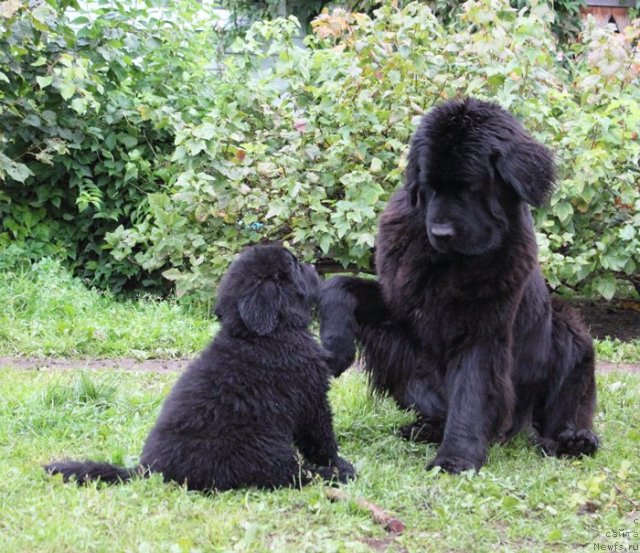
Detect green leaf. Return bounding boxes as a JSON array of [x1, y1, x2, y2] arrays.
[[554, 202, 573, 223], [119, 135, 138, 149], [595, 276, 617, 301], [359, 182, 384, 205], [546, 529, 562, 542], [0, 153, 34, 183], [36, 76, 53, 88], [619, 225, 635, 241], [105, 134, 117, 150], [162, 268, 182, 281], [71, 97, 88, 115], [318, 234, 332, 254], [59, 82, 76, 100], [193, 123, 216, 140]]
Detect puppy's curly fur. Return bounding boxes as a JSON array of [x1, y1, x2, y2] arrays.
[[46, 245, 355, 491]]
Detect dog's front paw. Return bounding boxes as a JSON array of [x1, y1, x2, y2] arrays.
[[427, 455, 479, 474], [322, 334, 356, 377], [553, 428, 600, 458]]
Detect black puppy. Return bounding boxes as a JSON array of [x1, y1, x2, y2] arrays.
[[46, 245, 355, 491], [320, 98, 599, 473]]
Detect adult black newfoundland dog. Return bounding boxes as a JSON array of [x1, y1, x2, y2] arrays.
[[320, 98, 599, 474], [46, 245, 355, 491]]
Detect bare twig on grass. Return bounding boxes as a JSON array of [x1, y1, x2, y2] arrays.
[[326, 488, 406, 534]]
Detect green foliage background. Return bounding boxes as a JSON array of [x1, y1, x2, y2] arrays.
[[1, 0, 639, 300], [221, 0, 588, 43], [0, 0, 221, 291]]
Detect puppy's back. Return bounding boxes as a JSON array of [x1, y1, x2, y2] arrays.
[[139, 327, 331, 488]]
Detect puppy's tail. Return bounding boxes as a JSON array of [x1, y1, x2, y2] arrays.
[[44, 460, 140, 485]]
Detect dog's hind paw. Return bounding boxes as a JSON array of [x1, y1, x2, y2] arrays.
[[538, 428, 600, 458], [555, 428, 600, 458]]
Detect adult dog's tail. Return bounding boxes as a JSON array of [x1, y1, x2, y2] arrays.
[[44, 460, 140, 485]]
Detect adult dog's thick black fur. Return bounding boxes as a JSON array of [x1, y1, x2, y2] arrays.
[[320, 98, 599, 474], [46, 245, 355, 491]]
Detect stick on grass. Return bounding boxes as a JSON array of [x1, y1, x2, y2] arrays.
[[326, 488, 406, 534]]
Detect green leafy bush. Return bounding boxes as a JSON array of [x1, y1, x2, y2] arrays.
[[2, 0, 639, 301], [538, 18, 640, 299], [220, 0, 587, 43], [107, 1, 640, 300], [0, 0, 221, 291], [423, 0, 585, 42]]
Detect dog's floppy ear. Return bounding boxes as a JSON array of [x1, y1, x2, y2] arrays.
[[493, 138, 555, 207], [238, 279, 282, 336], [405, 135, 429, 207]]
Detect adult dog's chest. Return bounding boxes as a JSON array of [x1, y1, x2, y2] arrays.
[[384, 257, 512, 356], [397, 272, 475, 346]]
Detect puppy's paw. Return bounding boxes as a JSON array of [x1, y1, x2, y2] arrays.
[[555, 428, 600, 458], [330, 456, 356, 484], [398, 417, 444, 444], [426, 456, 479, 475], [304, 457, 356, 485]]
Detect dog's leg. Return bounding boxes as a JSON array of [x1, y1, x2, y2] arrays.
[[532, 301, 600, 458], [251, 457, 315, 490], [320, 275, 426, 395], [537, 301, 600, 457], [534, 347, 599, 458], [396, 374, 447, 443], [319, 276, 390, 376], [320, 275, 445, 437], [428, 340, 514, 473], [297, 459, 356, 486], [294, 397, 355, 484]]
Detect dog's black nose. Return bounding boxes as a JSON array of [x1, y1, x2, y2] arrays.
[[430, 223, 455, 239]]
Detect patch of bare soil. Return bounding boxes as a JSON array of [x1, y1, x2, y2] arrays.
[[0, 356, 189, 372], [574, 299, 640, 342], [0, 356, 638, 374]]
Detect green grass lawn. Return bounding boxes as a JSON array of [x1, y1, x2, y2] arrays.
[[1, 259, 639, 363], [1, 260, 639, 551], [1, 367, 639, 552], [0, 259, 215, 359]]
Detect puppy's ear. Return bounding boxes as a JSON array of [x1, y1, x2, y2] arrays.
[[493, 139, 555, 207], [238, 279, 281, 336]]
